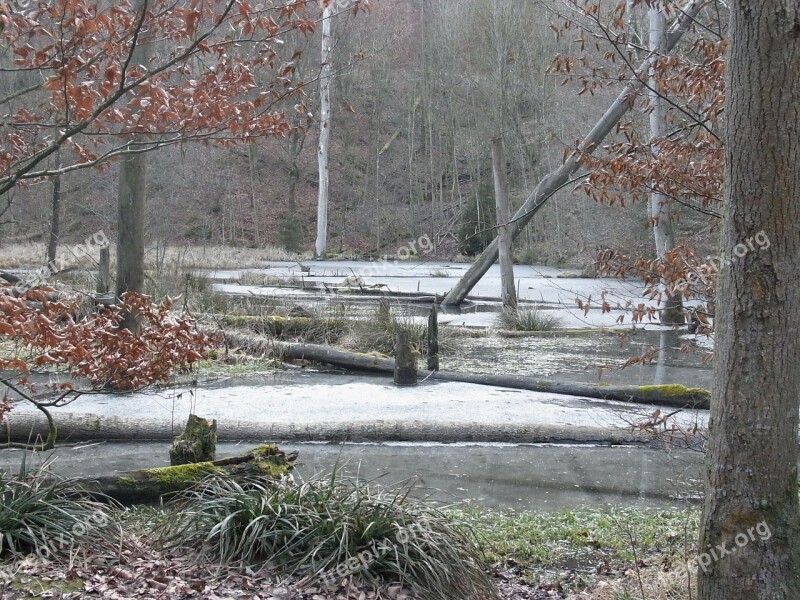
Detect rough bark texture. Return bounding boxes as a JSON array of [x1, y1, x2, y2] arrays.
[[116, 145, 146, 299], [698, 2, 800, 598], [115, 0, 148, 308], [491, 137, 517, 309], [393, 329, 418, 386], [442, 0, 705, 306]]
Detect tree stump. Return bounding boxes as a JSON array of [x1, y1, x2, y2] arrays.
[[394, 329, 418, 386], [427, 305, 439, 371], [170, 414, 217, 466]]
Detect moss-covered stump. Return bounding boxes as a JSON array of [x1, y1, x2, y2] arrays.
[[170, 414, 217, 466], [82, 444, 297, 504]]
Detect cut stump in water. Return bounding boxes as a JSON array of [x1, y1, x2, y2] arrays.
[[394, 329, 418, 386], [170, 414, 217, 466], [427, 305, 439, 371]]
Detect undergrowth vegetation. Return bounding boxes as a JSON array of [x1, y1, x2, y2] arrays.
[[159, 471, 499, 600], [496, 305, 563, 331], [0, 456, 704, 600], [0, 460, 119, 558]]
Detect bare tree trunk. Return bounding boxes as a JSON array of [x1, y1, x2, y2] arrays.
[[97, 247, 110, 294], [698, 1, 800, 597], [116, 148, 146, 298], [648, 5, 683, 325], [46, 149, 61, 264], [442, 0, 705, 306], [491, 137, 516, 309], [248, 143, 259, 247], [116, 0, 149, 305], [314, 4, 332, 260]]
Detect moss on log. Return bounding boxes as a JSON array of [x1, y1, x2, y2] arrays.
[[81, 444, 296, 504]]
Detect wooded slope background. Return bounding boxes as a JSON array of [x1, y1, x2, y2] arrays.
[[1, 0, 713, 267]]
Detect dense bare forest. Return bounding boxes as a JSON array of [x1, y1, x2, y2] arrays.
[[2, 0, 713, 267]]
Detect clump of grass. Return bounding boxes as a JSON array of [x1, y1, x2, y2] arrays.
[[0, 460, 120, 558], [159, 471, 499, 600], [495, 305, 562, 331], [145, 270, 229, 313], [221, 302, 351, 345], [300, 302, 351, 344], [341, 301, 430, 356]]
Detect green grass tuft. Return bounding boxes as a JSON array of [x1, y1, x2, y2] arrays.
[[496, 305, 562, 331], [159, 471, 499, 600], [0, 460, 120, 558]]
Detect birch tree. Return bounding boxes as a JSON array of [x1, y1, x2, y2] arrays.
[[442, 0, 706, 306], [315, 3, 333, 260], [648, 2, 683, 324]]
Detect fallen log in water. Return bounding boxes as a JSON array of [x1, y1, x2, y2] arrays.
[[222, 332, 710, 409], [1, 411, 657, 445], [79, 444, 296, 504], [427, 372, 709, 410]]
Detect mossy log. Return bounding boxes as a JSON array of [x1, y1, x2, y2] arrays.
[[222, 332, 710, 409], [80, 444, 297, 504], [427, 374, 710, 410]]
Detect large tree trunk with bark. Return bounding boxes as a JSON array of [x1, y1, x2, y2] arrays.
[[698, 2, 800, 597], [116, 0, 149, 307], [442, 0, 705, 306]]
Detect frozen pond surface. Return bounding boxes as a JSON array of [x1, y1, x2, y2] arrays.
[[8, 372, 709, 433], [205, 259, 704, 330], [204, 259, 713, 388], [2, 259, 712, 512], [0, 441, 704, 512]]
